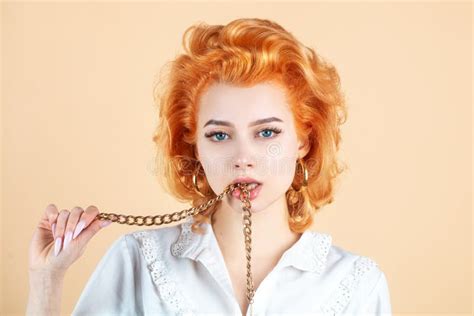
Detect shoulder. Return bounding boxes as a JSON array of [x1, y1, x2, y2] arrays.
[[117, 221, 183, 259], [304, 229, 386, 288], [125, 221, 182, 242], [308, 230, 382, 271], [315, 233, 389, 311], [328, 241, 380, 270], [330, 242, 384, 282]]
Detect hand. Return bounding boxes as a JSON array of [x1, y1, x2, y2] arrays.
[[28, 204, 112, 275]]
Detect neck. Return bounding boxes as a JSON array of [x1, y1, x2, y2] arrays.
[[211, 194, 302, 262]]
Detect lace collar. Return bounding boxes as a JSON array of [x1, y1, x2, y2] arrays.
[[171, 216, 332, 276]]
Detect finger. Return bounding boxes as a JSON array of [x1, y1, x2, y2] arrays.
[[42, 204, 59, 229], [63, 206, 84, 250], [72, 205, 99, 240], [53, 209, 70, 256], [76, 218, 112, 247]]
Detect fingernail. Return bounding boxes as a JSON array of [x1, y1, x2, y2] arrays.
[[51, 223, 56, 239], [54, 237, 62, 256], [64, 231, 73, 250], [73, 220, 85, 240], [99, 220, 112, 228]]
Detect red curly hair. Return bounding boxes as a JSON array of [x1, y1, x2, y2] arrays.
[[151, 18, 348, 235]]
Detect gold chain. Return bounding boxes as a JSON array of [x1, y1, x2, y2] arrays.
[[95, 182, 256, 314]]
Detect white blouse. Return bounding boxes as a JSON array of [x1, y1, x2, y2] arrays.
[[71, 216, 392, 316]]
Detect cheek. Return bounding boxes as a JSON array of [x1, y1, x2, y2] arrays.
[[259, 134, 298, 170], [199, 155, 227, 180], [196, 143, 230, 188], [197, 140, 217, 164], [255, 158, 295, 198], [265, 156, 297, 187]]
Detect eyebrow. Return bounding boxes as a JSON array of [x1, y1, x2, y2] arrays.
[[203, 117, 283, 128]]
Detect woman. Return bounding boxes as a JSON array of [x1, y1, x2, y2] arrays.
[[27, 18, 392, 315]]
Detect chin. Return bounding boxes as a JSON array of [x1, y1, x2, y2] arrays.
[[231, 196, 270, 214]]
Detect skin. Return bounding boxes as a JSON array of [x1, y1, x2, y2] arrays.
[[195, 81, 310, 314], [26, 80, 310, 316], [26, 205, 112, 315]]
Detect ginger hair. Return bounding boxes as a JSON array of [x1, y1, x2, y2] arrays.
[[151, 18, 348, 235]]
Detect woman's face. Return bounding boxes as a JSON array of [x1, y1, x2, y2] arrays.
[[195, 81, 308, 213]]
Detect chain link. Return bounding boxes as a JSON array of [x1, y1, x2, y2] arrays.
[[95, 182, 256, 314]]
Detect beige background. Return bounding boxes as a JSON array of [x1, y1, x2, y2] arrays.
[[1, 1, 472, 315]]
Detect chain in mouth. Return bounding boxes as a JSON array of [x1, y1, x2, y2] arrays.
[[235, 182, 260, 191]]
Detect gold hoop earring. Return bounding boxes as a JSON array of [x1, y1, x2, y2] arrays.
[[292, 158, 308, 193], [192, 168, 206, 197]]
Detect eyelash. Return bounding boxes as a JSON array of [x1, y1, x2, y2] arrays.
[[204, 127, 282, 142]]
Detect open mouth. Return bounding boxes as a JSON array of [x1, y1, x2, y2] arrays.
[[232, 183, 262, 200]]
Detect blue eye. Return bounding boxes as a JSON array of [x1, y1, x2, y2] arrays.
[[205, 131, 229, 142], [259, 129, 274, 138], [204, 127, 282, 142], [257, 127, 282, 138], [214, 132, 228, 141]]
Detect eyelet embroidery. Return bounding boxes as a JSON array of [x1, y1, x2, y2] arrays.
[[320, 256, 378, 315], [295, 232, 332, 273], [170, 218, 195, 257], [311, 233, 332, 274], [132, 230, 195, 316]]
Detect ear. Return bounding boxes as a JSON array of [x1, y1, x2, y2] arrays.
[[297, 137, 310, 159]]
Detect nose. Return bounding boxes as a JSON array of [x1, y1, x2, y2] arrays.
[[231, 137, 256, 172], [233, 156, 255, 170]]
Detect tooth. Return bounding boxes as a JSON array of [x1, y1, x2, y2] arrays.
[[246, 183, 258, 190]]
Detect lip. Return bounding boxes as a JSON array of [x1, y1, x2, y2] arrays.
[[232, 183, 262, 201], [231, 177, 262, 185], [231, 177, 263, 201]]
